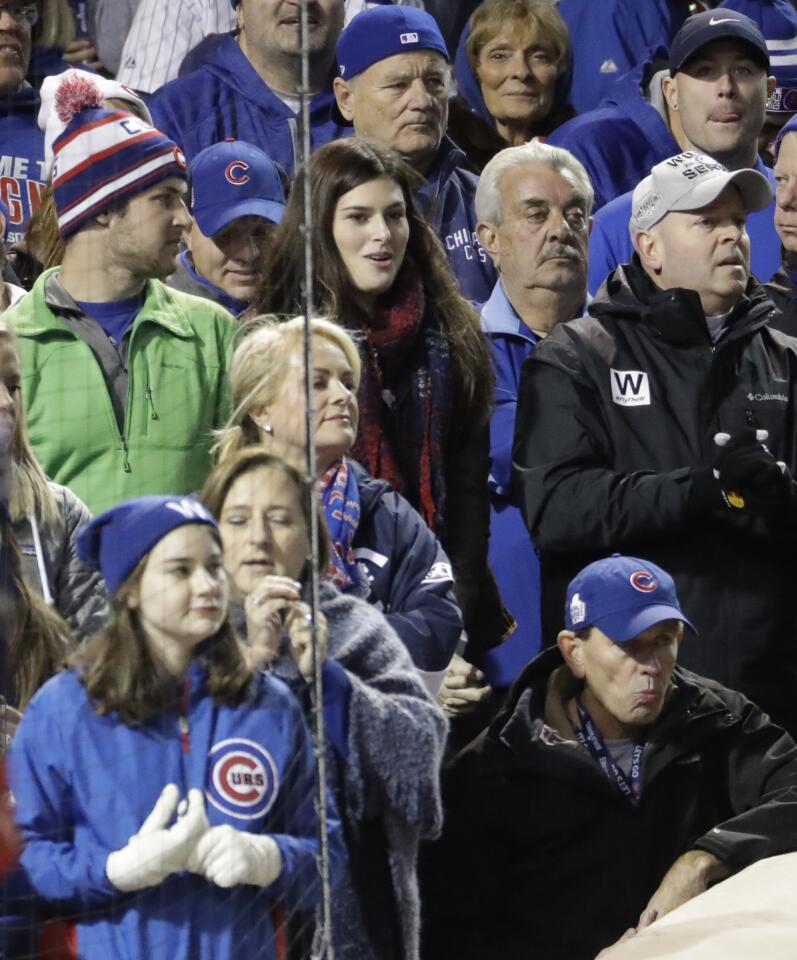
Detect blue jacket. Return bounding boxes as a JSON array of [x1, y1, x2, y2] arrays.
[[556, 0, 686, 115], [480, 281, 542, 686], [416, 137, 496, 303], [8, 660, 345, 960], [0, 84, 45, 246], [547, 50, 678, 211], [587, 159, 780, 296], [148, 35, 350, 175], [351, 459, 462, 689]]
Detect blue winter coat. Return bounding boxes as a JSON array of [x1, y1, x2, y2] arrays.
[[7, 659, 345, 960], [556, 0, 687, 115], [416, 137, 496, 302], [350, 459, 462, 690], [148, 35, 350, 175], [0, 84, 45, 246], [587, 159, 780, 296], [479, 281, 542, 686], [546, 49, 678, 211]]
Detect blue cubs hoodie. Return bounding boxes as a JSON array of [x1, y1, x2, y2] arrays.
[[8, 661, 345, 960], [0, 84, 45, 246], [149, 35, 351, 175], [416, 136, 496, 303]]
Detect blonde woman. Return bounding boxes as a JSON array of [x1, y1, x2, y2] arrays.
[[215, 315, 463, 695]]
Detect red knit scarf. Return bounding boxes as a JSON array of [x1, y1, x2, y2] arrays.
[[351, 263, 439, 528]]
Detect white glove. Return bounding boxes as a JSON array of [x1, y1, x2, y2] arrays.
[[106, 785, 209, 892], [187, 824, 283, 889]]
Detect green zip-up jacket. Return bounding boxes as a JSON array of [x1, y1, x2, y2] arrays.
[[7, 269, 236, 516]]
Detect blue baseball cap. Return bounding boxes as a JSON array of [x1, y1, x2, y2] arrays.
[[336, 5, 449, 82], [564, 554, 695, 643], [77, 495, 218, 596], [669, 9, 769, 76], [189, 140, 286, 238]]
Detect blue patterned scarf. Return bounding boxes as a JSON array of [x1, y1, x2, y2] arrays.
[[319, 458, 363, 591]]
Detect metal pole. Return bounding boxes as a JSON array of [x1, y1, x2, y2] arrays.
[[298, 1, 335, 956]]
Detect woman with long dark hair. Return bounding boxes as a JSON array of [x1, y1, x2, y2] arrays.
[[256, 137, 513, 672]]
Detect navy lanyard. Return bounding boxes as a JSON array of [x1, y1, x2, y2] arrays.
[[575, 701, 645, 806]]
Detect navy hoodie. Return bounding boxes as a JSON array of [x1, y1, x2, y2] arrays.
[[148, 35, 350, 175], [416, 136, 496, 302], [0, 84, 45, 246]]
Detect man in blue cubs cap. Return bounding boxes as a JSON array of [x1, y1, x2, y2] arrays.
[[332, 4, 496, 301], [168, 139, 286, 316], [422, 552, 797, 960]]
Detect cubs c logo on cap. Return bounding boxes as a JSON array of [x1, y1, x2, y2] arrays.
[[630, 570, 657, 593], [173, 147, 187, 169], [206, 738, 279, 821], [225, 160, 250, 185]]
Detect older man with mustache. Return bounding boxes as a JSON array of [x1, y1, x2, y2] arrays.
[[469, 139, 592, 693], [513, 150, 797, 738]]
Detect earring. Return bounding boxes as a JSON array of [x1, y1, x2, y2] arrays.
[[256, 421, 274, 436]]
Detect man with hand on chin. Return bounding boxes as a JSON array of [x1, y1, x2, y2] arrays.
[[514, 152, 797, 737], [422, 555, 797, 960]]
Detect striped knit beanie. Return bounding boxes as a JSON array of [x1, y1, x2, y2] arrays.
[[47, 73, 188, 238]]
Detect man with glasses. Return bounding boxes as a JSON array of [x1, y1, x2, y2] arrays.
[[0, 1, 45, 245]]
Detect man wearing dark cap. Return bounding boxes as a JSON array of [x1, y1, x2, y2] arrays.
[[513, 151, 797, 737], [149, 0, 348, 176], [574, 8, 783, 295], [332, 4, 496, 301], [422, 554, 797, 960], [168, 139, 286, 317]]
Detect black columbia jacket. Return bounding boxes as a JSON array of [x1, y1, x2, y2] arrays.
[[421, 648, 797, 960], [512, 261, 797, 732]]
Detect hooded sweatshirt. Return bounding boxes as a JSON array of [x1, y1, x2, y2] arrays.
[[149, 34, 350, 175]]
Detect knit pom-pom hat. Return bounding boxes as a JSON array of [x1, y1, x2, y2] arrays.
[[44, 71, 187, 238]]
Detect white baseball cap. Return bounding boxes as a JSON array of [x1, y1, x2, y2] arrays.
[[629, 151, 771, 237]]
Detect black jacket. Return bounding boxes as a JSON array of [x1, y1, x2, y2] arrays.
[[420, 648, 797, 960], [512, 262, 797, 732]]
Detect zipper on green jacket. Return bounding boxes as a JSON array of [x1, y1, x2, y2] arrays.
[[145, 384, 159, 421]]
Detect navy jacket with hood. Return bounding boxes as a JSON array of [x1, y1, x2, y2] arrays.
[[350, 460, 462, 691], [148, 35, 350, 175], [415, 136, 496, 303]]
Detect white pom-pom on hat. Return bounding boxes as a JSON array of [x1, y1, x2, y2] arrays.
[[38, 68, 154, 180]]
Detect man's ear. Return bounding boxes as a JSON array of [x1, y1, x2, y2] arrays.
[[557, 629, 586, 679], [768, 75, 777, 98], [662, 74, 678, 112], [333, 77, 355, 123], [634, 227, 661, 272], [476, 221, 499, 267]]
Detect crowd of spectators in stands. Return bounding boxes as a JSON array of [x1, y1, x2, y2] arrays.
[[5, 1, 797, 959]]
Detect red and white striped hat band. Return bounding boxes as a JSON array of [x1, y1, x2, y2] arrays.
[[51, 108, 187, 238]]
